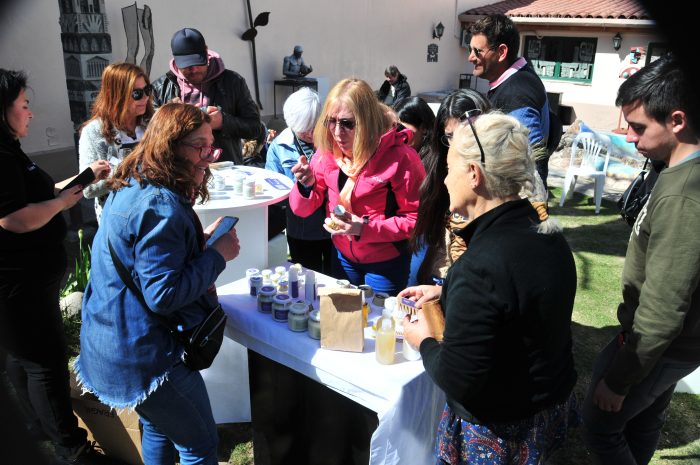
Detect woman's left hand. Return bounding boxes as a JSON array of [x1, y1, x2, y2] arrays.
[[90, 159, 111, 182], [323, 212, 363, 236], [403, 309, 432, 349]]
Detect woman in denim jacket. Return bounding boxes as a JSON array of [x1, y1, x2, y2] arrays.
[[75, 103, 240, 465]]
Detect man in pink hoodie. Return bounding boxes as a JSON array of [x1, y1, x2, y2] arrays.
[[152, 27, 264, 165]]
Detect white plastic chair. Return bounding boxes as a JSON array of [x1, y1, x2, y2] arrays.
[[559, 132, 612, 213]]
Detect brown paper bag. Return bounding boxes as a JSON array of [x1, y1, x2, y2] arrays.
[[319, 287, 364, 352], [422, 299, 445, 342]]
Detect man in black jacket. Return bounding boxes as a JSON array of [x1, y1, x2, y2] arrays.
[[376, 65, 410, 107], [152, 28, 264, 165]]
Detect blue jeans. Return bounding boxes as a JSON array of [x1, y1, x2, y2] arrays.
[[135, 362, 218, 465], [334, 251, 411, 295], [582, 337, 698, 465]]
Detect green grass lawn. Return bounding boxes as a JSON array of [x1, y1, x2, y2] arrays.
[[548, 188, 700, 465]]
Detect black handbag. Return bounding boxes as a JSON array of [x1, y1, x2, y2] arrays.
[[108, 239, 227, 371], [617, 159, 662, 226]]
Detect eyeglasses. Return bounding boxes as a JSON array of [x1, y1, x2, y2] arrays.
[[324, 117, 356, 132], [131, 85, 153, 101], [179, 142, 222, 162], [466, 45, 494, 59]]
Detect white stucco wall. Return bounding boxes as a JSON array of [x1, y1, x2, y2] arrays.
[[2, 0, 475, 158], [0, 1, 76, 155]]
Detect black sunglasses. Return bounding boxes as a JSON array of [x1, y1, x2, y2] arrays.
[[324, 117, 356, 131], [466, 44, 495, 59], [131, 84, 153, 101]]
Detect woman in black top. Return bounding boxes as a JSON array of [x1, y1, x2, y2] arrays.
[[0, 69, 109, 462], [402, 113, 579, 464]]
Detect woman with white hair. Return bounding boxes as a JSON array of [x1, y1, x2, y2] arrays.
[[402, 113, 579, 464], [266, 87, 332, 273]]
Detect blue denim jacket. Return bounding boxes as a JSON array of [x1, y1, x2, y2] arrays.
[[74, 180, 226, 408], [265, 128, 329, 241]]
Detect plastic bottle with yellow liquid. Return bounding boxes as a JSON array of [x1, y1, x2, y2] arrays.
[[375, 307, 396, 364]]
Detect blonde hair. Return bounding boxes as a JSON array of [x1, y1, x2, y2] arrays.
[[82, 63, 153, 144], [313, 78, 393, 169], [452, 112, 560, 233]]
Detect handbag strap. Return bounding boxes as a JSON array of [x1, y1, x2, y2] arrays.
[[107, 237, 179, 333]]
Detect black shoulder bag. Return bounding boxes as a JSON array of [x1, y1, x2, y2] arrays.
[[107, 239, 227, 371], [617, 159, 662, 226]]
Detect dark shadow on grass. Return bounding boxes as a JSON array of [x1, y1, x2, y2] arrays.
[[552, 190, 622, 217], [565, 218, 630, 258], [549, 322, 700, 464]]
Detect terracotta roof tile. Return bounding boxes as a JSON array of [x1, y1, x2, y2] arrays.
[[463, 0, 651, 20]]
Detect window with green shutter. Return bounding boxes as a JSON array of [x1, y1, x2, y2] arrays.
[[524, 36, 597, 83]]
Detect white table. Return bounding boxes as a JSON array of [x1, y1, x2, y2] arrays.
[[215, 267, 446, 465], [193, 165, 292, 286]]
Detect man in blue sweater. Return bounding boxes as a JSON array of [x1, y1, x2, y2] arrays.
[[468, 14, 551, 188]]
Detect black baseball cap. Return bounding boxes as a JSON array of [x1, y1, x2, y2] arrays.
[[171, 28, 207, 68]]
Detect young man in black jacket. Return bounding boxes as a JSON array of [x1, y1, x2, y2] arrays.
[[152, 28, 264, 165]]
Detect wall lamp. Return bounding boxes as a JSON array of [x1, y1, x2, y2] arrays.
[[612, 32, 622, 51], [433, 22, 445, 40]]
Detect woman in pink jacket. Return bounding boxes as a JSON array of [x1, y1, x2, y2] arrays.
[[290, 78, 425, 294]]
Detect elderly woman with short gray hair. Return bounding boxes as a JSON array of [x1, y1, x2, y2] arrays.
[[265, 87, 332, 274]]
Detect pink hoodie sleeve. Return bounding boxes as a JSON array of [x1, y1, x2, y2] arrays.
[[289, 153, 329, 218], [358, 148, 425, 244]]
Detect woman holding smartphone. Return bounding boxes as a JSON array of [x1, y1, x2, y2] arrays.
[[0, 69, 109, 463], [75, 103, 239, 464], [79, 62, 154, 223]]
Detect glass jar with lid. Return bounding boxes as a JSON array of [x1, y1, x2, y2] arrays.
[[288, 302, 309, 332], [308, 309, 321, 340], [257, 285, 276, 313], [272, 294, 292, 322]]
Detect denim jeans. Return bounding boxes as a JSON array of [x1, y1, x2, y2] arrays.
[[334, 251, 411, 295], [582, 337, 698, 465], [135, 362, 218, 465]]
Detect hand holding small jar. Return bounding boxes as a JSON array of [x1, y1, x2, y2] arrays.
[[323, 205, 364, 236]]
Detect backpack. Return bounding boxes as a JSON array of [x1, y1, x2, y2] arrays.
[[617, 159, 663, 226]]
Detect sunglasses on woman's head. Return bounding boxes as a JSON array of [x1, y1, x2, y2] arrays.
[[461, 109, 486, 166], [131, 84, 153, 101], [324, 117, 356, 131]]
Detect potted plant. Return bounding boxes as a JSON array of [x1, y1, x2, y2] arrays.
[[60, 229, 91, 318]]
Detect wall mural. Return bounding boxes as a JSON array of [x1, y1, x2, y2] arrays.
[[58, 0, 153, 147], [58, 0, 113, 130], [122, 2, 154, 76]]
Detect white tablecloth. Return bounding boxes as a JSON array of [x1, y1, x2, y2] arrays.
[[193, 165, 291, 285], [216, 267, 446, 465]]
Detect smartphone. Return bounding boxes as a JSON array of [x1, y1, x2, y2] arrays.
[[206, 216, 239, 247], [61, 167, 96, 192]]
